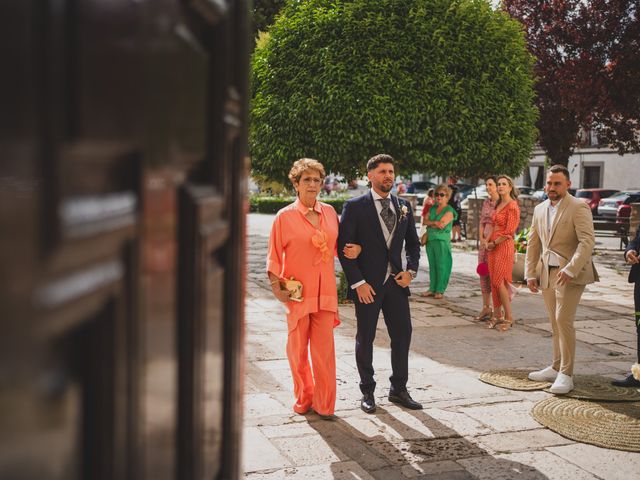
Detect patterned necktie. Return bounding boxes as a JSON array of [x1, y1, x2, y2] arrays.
[[379, 197, 396, 234]]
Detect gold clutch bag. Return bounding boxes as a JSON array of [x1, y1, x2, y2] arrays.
[[281, 277, 303, 302]]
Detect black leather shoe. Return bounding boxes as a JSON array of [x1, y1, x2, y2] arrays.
[[360, 393, 376, 414], [611, 374, 640, 388], [388, 390, 423, 410]]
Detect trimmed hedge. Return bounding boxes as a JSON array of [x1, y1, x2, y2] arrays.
[[251, 0, 538, 183], [249, 195, 348, 214], [337, 270, 350, 304]]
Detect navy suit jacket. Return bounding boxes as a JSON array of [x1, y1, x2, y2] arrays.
[[338, 192, 420, 301], [626, 227, 640, 284]]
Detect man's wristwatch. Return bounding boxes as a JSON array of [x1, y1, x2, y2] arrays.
[[408, 270, 417, 279]]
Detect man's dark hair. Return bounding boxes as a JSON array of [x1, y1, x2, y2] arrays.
[[366, 154, 395, 171], [484, 175, 497, 184], [548, 164, 570, 181]]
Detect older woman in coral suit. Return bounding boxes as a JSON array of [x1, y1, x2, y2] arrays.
[[267, 158, 360, 419]]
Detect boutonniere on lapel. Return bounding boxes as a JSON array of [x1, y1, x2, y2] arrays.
[[399, 204, 409, 222]]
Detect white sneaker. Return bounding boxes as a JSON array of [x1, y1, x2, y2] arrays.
[[549, 373, 574, 394], [528, 366, 558, 382]]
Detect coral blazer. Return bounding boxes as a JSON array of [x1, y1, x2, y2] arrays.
[[267, 198, 340, 332]]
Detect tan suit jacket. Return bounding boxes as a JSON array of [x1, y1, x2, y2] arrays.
[[525, 194, 599, 288]]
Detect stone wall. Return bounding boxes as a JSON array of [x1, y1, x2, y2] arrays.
[[465, 197, 542, 240], [518, 197, 542, 233], [465, 198, 484, 240]]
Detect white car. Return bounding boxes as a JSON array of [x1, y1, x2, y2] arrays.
[[516, 186, 536, 198], [460, 185, 536, 210], [460, 185, 489, 210]]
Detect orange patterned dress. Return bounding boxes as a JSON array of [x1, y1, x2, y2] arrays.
[[488, 200, 520, 309]]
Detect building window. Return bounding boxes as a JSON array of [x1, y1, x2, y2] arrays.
[[582, 165, 601, 188]]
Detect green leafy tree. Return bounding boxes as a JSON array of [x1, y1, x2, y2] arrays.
[[253, 0, 287, 37], [251, 0, 538, 183]]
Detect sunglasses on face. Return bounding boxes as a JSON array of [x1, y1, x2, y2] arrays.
[[435, 193, 447, 197]]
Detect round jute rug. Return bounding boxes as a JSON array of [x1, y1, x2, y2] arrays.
[[479, 369, 550, 391], [531, 397, 640, 452], [543, 375, 640, 402]]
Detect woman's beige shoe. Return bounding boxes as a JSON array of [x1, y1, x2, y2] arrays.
[[473, 305, 492, 322]]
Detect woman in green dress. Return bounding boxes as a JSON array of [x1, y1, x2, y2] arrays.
[[420, 183, 458, 299]]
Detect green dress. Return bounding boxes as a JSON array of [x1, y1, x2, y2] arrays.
[[426, 204, 458, 294]]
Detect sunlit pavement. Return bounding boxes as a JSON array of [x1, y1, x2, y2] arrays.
[[243, 213, 640, 480]]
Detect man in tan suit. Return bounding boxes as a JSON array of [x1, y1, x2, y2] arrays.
[[525, 165, 598, 394]]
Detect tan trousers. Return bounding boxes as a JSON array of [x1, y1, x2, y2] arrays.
[[541, 267, 586, 375]]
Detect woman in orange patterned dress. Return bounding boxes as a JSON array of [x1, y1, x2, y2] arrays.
[[486, 175, 520, 331]]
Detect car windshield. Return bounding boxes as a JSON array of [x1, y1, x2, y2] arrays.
[[607, 192, 630, 202], [576, 191, 593, 199], [412, 181, 434, 192]]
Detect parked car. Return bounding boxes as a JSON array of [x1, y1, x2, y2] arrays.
[[599, 191, 640, 221], [532, 188, 577, 202], [532, 189, 547, 200], [575, 188, 619, 215], [615, 192, 640, 227], [346, 178, 370, 197], [455, 183, 475, 201], [322, 175, 347, 194], [460, 185, 536, 211], [516, 186, 536, 198], [412, 180, 437, 205]]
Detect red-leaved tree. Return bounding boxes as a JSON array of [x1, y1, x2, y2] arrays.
[[504, 0, 640, 165]]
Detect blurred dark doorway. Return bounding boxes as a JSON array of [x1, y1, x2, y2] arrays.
[[582, 164, 602, 189], [0, 1, 249, 479]]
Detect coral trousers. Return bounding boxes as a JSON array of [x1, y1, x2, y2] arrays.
[[286, 310, 336, 415]]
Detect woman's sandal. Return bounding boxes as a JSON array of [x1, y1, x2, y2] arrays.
[[486, 315, 504, 329], [473, 306, 492, 322], [434, 293, 444, 299], [495, 319, 514, 332], [420, 291, 435, 297]]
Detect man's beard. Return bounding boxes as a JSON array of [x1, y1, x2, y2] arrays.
[[378, 183, 392, 193]]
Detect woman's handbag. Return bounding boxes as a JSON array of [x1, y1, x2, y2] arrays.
[[281, 277, 303, 302], [476, 261, 489, 276], [419, 224, 428, 247]]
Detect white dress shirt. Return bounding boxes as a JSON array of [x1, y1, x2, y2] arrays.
[[545, 197, 573, 278], [547, 199, 562, 267]]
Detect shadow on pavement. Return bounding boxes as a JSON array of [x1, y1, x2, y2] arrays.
[[306, 404, 549, 479]]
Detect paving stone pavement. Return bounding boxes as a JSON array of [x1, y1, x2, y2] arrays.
[[243, 213, 640, 479]]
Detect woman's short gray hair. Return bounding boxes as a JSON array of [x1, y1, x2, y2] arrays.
[[288, 158, 326, 185]]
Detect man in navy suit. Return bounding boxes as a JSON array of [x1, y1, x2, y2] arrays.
[[338, 154, 422, 413], [612, 226, 640, 387]]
